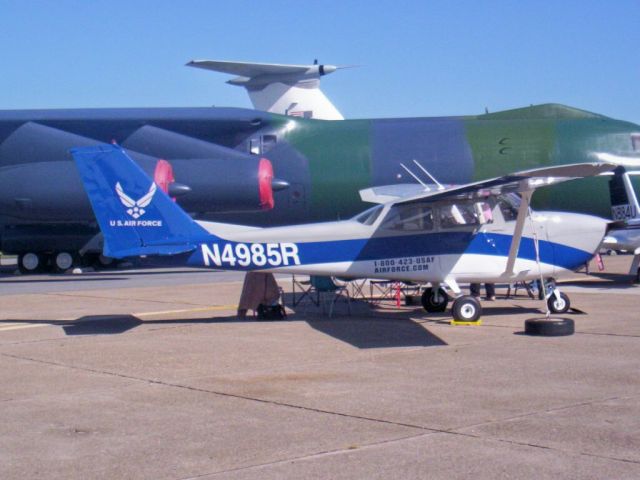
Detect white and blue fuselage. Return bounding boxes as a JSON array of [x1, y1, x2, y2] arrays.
[[70, 144, 609, 287]]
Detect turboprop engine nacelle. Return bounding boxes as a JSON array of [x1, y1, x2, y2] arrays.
[[0, 122, 286, 221]]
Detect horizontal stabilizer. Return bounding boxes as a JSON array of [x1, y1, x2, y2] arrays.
[[186, 60, 320, 78], [186, 59, 346, 120]]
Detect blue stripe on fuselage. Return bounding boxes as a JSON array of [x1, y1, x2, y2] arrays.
[[185, 231, 591, 272]]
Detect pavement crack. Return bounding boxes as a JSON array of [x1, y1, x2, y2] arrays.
[[0, 351, 439, 434], [176, 431, 433, 480]]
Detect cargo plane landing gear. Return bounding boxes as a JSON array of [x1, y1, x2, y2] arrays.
[[16, 251, 115, 274], [18, 252, 43, 274]]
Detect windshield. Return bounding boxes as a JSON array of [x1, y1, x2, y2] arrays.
[[353, 205, 384, 225]]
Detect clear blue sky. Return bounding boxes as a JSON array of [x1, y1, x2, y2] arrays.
[[1, 0, 638, 124]]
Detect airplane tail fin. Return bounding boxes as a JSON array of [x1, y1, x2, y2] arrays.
[[186, 59, 346, 120], [609, 167, 640, 222], [71, 145, 208, 258]]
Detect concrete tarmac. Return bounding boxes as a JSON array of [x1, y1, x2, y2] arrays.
[[0, 256, 639, 479]]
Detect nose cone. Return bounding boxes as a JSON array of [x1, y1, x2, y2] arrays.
[[543, 212, 608, 273]]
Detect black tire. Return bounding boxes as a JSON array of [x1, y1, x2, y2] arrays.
[[452, 295, 482, 322], [547, 292, 570, 314], [421, 287, 449, 312], [524, 317, 574, 336], [53, 251, 75, 273], [18, 252, 43, 274]]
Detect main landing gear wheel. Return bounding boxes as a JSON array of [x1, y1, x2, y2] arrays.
[[547, 292, 570, 314], [53, 251, 75, 272], [451, 295, 482, 322], [18, 252, 43, 274], [525, 317, 574, 336], [421, 287, 449, 312]]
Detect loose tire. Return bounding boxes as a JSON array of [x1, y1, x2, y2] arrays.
[[421, 287, 449, 312], [524, 317, 574, 336], [451, 295, 482, 322], [547, 292, 570, 314], [18, 252, 42, 274]]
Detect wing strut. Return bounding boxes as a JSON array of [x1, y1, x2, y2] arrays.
[[504, 190, 532, 276]]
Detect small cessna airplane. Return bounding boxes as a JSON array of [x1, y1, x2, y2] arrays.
[[71, 145, 617, 322]]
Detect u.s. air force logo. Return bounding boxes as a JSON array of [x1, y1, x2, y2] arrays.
[[110, 182, 163, 227], [116, 182, 156, 219]]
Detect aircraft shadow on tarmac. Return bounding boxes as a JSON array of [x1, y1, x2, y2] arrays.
[[0, 276, 127, 283], [0, 306, 447, 349], [562, 272, 639, 289]]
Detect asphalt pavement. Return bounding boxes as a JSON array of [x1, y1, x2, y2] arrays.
[[0, 255, 638, 479]]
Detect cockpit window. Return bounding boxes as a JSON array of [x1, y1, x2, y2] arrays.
[[354, 205, 384, 225], [381, 203, 434, 231]]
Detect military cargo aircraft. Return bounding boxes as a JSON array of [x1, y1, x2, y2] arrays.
[[71, 144, 618, 322], [1, 67, 639, 273]]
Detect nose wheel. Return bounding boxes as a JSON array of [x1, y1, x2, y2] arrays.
[[451, 295, 482, 322], [547, 290, 570, 314]]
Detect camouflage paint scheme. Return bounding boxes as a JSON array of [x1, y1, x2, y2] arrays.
[[0, 103, 638, 258], [283, 104, 640, 221]]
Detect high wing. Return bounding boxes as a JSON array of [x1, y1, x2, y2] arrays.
[[360, 163, 618, 206], [393, 163, 618, 205]]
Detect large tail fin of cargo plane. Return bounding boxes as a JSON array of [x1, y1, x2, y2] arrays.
[[71, 145, 208, 259], [186, 59, 346, 120]]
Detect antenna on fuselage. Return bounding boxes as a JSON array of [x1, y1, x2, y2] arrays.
[[399, 160, 446, 192], [412, 160, 445, 190], [399, 163, 430, 191]]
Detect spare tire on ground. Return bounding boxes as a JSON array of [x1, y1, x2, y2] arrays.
[[524, 317, 574, 336]]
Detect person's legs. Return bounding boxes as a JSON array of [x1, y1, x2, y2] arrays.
[[485, 283, 496, 300], [470, 283, 480, 297]]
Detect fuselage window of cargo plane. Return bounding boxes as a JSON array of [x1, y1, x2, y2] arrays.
[[248, 135, 277, 155], [632, 134, 640, 152], [262, 135, 277, 153]]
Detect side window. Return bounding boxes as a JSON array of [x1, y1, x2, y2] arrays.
[[249, 138, 260, 155], [439, 203, 479, 229], [381, 204, 434, 231], [497, 194, 520, 221], [475, 201, 494, 224]]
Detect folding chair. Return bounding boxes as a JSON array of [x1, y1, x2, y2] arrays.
[[369, 280, 397, 304], [291, 275, 318, 307], [335, 277, 368, 299], [301, 275, 351, 317]]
